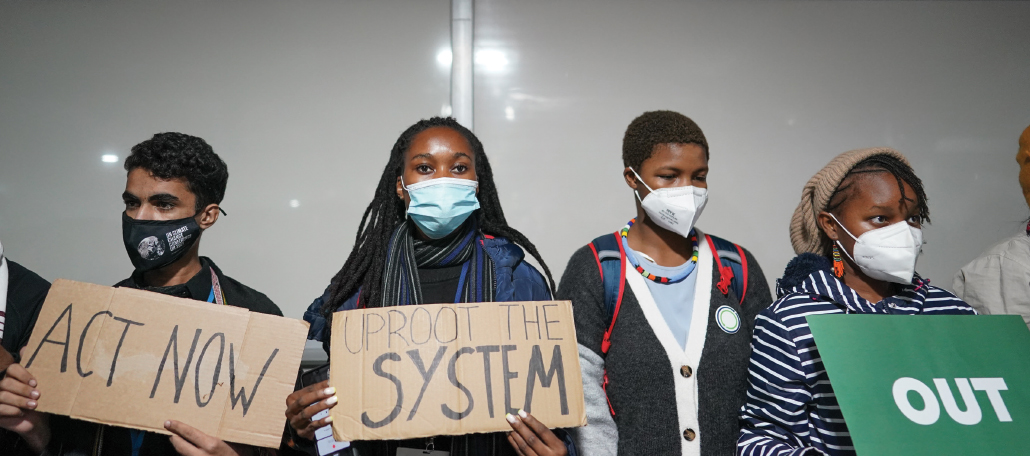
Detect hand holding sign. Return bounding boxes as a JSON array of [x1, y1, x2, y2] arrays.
[[285, 381, 337, 440], [0, 346, 14, 373], [0, 359, 50, 452], [506, 409, 568, 456], [165, 420, 256, 456]]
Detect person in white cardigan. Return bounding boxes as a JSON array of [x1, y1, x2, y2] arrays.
[[954, 124, 1030, 329]]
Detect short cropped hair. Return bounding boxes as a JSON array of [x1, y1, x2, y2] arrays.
[[622, 110, 709, 170], [124, 132, 228, 211]]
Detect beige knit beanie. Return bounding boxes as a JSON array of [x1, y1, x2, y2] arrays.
[[790, 147, 911, 255]]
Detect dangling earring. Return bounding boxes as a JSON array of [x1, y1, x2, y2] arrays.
[[832, 244, 845, 278]]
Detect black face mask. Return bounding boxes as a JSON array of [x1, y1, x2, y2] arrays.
[[122, 212, 201, 272]]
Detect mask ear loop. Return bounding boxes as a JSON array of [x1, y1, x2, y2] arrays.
[[828, 213, 861, 266], [826, 217, 854, 314], [630, 167, 655, 203]]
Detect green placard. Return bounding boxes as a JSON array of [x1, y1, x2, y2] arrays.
[[807, 314, 1030, 456]]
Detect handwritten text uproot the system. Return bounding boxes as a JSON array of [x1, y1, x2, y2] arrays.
[[329, 301, 586, 442]]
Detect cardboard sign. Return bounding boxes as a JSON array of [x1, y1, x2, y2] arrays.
[[329, 301, 586, 441], [22, 279, 308, 448], [808, 315, 1030, 456]]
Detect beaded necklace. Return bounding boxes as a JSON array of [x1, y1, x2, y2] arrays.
[[619, 218, 698, 283]]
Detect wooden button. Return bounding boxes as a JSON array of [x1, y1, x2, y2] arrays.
[[683, 428, 696, 441], [680, 365, 692, 378]]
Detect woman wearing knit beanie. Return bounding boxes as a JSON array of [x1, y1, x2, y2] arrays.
[[736, 148, 976, 456]]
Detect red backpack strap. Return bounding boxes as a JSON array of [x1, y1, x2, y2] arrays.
[[588, 242, 604, 280], [601, 233, 626, 355], [603, 233, 626, 416], [588, 232, 627, 416], [706, 234, 734, 296]]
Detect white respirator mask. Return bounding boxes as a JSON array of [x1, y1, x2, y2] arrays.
[[631, 168, 708, 239], [830, 213, 923, 284]]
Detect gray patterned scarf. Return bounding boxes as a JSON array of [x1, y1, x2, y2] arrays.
[[381, 218, 495, 307]]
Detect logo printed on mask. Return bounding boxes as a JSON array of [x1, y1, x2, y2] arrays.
[[631, 168, 707, 239], [716, 305, 740, 334], [658, 209, 679, 224], [122, 213, 202, 272], [165, 226, 192, 252], [137, 236, 165, 260]]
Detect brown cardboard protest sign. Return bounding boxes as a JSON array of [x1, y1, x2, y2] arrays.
[[329, 301, 586, 441], [22, 279, 308, 448]]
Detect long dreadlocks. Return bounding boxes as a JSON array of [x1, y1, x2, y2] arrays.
[[320, 117, 556, 330]]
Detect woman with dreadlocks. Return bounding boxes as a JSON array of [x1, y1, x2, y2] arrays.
[[736, 148, 975, 456], [284, 117, 574, 456]]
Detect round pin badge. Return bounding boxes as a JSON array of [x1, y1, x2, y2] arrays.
[[716, 305, 740, 334]]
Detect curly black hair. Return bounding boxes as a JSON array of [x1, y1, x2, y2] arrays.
[[622, 110, 709, 170], [124, 132, 228, 212], [825, 154, 930, 223], [320, 117, 556, 331]]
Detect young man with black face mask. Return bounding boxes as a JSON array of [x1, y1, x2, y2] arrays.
[[0, 132, 282, 456]]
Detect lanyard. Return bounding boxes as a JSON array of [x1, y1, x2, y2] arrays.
[[127, 430, 144, 456], [128, 268, 224, 455], [207, 268, 225, 305]]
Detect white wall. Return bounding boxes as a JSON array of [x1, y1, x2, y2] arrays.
[[473, 0, 1030, 292], [1, 1, 1028, 320], [0, 0, 451, 319]]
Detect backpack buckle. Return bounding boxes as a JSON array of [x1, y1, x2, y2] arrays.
[[717, 265, 733, 295], [602, 371, 615, 416]]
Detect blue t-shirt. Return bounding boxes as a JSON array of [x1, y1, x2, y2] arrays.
[[625, 245, 698, 350]]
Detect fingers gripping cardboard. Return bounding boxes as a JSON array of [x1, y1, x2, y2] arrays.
[[22, 280, 308, 448], [329, 301, 586, 441]]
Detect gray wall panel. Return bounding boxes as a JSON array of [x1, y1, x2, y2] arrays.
[[1, 1, 1028, 321], [0, 0, 451, 318], [472, 0, 1030, 293]]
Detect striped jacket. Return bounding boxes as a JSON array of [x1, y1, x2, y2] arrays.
[[736, 253, 975, 456]]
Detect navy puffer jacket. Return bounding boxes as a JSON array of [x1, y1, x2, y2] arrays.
[[303, 236, 552, 352]]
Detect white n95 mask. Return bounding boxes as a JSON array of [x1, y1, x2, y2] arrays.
[[631, 168, 708, 238], [830, 213, 923, 284]]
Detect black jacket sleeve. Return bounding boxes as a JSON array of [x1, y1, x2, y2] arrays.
[[3, 260, 51, 360]]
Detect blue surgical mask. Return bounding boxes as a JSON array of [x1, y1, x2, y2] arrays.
[[402, 177, 480, 239]]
